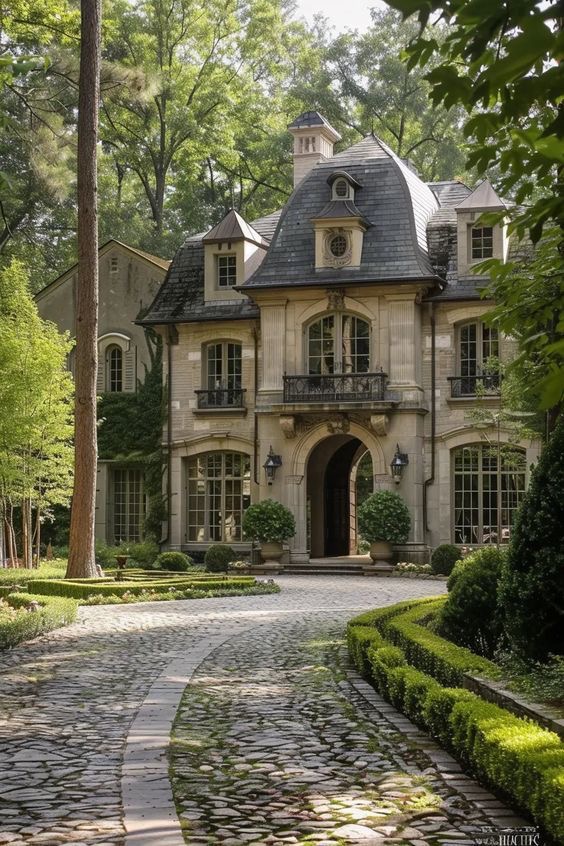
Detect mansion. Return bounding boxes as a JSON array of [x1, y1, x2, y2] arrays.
[[37, 112, 539, 563]]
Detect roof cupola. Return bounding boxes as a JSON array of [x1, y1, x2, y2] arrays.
[[288, 111, 341, 188]]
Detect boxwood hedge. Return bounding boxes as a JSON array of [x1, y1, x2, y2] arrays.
[[29, 576, 256, 600], [347, 605, 564, 842], [0, 592, 77, 650]]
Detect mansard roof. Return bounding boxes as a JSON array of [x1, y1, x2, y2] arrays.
[[243, 134, 440, 290]]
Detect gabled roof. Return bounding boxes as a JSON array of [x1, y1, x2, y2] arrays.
[[456, 179, 507, 211], [35, 239, 170, 299], [202, 209, 268, 248]]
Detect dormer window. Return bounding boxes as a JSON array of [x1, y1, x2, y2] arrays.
[[217, 254, 237, 288], [471, 226, 493, 260], [334, 179, 349, 199]]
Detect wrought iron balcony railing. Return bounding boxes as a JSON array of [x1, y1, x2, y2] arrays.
[[283, 372, 388, 403], [195, 386, 246, 409], [448, 374, 502, 398]]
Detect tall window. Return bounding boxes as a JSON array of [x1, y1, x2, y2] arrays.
[[112, 468, 144, 543], [471, 226, 493, 260], [307, 314, 370, 374], [186, 452, 251, 542], [453, 445, 526, 545], [457, 321, 499, 396], [206, 340, 241, 393], [217, 254, 237, 288], [107, 345, 123, 392]]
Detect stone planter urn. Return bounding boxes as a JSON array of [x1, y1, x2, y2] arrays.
[[260, 541, 284, 571], [369, 541, 393, 563]]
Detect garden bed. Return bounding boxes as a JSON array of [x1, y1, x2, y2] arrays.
[[0, 592, 77, 650], [347, 598, 564, 843]]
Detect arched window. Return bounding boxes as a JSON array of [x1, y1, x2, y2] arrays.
[[106, 345, 123, 392], [186, 452, 251, 542], [452, 444, 526, 545], [307, 314, 370, 374]]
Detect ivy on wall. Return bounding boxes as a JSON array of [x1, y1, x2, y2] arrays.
[[97, 329, 166, 540]]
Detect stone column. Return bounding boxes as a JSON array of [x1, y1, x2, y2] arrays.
[[259, 301, 287, 394]]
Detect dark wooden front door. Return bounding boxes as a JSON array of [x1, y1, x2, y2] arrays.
[[323, 439, 361, 556]]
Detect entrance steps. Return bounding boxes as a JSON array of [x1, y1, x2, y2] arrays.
[[283, 556, 395, 577]]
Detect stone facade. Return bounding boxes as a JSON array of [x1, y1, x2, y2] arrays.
[[36, 240, 169, 543]]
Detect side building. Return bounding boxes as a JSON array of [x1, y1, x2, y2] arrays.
[[36, 240, 170, 545], [140, 112, 539, 564]]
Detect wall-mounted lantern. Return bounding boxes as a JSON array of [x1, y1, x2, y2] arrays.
[[390, 444, 409, 483], [263, 445, 282, 485]]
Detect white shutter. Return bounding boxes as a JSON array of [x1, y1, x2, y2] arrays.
[[123, 345, 137, 393]]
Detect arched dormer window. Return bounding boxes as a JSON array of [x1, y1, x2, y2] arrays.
[[107, 345, 123, 392], [307, 313, 370, 374], [327, 170, 361, 202]]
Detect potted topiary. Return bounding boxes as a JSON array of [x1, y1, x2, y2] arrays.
[[358, 490, 411, 563], [242, 499, 296, 570]]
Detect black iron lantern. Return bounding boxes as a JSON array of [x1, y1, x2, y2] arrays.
[[263, 445, 282, 485], [390, 444, 409, 483]]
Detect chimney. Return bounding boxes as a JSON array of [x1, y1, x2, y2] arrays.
[[288, 111, 341, 188]]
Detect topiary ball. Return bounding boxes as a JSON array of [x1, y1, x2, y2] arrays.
[[204, 544, 235, 573], [431, 544, 462, 576], [154, 551, 192, 572]]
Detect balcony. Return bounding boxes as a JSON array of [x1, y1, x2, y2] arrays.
[[283, 372, 388, 404], [195, 386, 246, 409], [448, 374, 502, 398]]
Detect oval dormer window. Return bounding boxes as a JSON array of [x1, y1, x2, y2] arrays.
[[330, 234, 347, 257], [335, 178, 348, 198]]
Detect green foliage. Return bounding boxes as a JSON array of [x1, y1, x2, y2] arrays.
[[358, 490, 410, 544], [242, 499, 296, 543], [97, 329, 165, 541], [430, 544, 461, 575], [29, 575, 256, 601], [154, 551, 192, 572], [0, 560, 66, 585], [95, 540, 160, 567], [346, 625, 386, 679], [495, 651, 564, 709], [349, 612, 564, 840], [386, 0, 563, 412], [499, 417, 564, 661], [439, 547, 506, 658], [204, 544, 234, 573], [0, 592, 77, 650]]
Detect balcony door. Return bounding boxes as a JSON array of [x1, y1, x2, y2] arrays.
[[307, 314, 370, 374]]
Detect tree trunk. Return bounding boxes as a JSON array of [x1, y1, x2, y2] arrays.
[[34, 507, 41, 567], [21, 498, 32, 569], [66, 0, 102, 579]]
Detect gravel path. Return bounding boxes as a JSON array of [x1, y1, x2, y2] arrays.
[[0, 577, 527, 845]]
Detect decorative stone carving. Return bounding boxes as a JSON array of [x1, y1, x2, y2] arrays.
[[326, 287, 346, 311], [323, 229, 352, 268], [327, 414, 350, 434], [279, 415, 296, 439], [369, 414, 389, 435]]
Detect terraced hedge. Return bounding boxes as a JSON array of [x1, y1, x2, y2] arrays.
[[348, 599, 564, 842], [0, 592, 77, 650], [29, 576, 256, 600]]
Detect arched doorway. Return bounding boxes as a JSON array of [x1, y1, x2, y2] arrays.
[[306, 435, 373, 558]]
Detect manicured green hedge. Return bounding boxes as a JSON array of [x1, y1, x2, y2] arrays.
[[379, 598, 501, 686], [0, 592, 77, 650], [347, 607, 564, 842], [29, 576, 256, 600]]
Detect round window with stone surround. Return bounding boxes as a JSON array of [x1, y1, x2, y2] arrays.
[[330, 234, 348, 257]]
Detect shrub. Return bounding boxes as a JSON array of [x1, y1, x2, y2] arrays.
[[368, 644, 406, 694], [347, 625, 386, 679], [439, 547, 506, 658], [357, 490, 410, 544], [0, 592, 77, 650], [204, 544, 235, 573], [430, 544, 461, 575], [499, 417, 564, 661], [242, 499, 296, 543], [154, 551, 192, 572], [29, 576, 254, 601], [126, 541, 159, 567]]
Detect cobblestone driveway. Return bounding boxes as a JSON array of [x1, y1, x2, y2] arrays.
[[0, 577, 527, 846]]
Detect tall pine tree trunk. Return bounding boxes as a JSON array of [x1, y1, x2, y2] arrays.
[[66, 0, 101, 579], [21, 498, 33, 569]]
